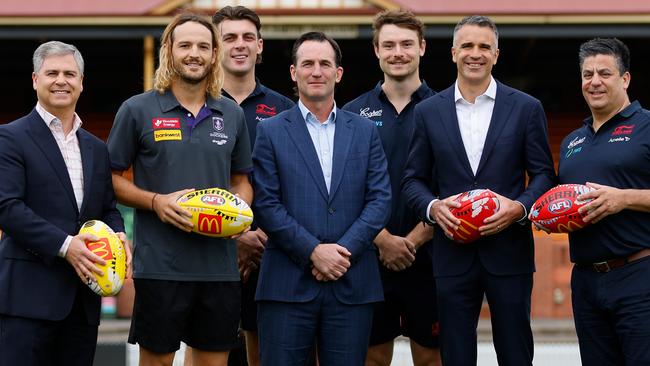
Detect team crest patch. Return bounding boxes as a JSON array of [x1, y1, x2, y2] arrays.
[[213, 117, 224, 132]]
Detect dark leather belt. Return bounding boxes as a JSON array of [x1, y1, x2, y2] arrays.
[[584, 248, 650, 273]]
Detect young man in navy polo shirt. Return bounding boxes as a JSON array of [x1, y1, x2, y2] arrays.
[[342, 10, 439, 366], [558, 38, 650, 366], [212, 6, 294, 366]]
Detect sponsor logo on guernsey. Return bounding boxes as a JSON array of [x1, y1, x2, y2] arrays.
[[567, 136, 586, 149], [256, 104, 277, 117], [152, 118, 180, 129], [154, 130, 182, 141], [359, 107, 382, 118], [608, 136, 631, 143], [198, 213, 223, 235], [612, 124, 635, 136]]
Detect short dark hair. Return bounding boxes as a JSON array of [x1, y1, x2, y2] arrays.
[[372, 10, 425, 46], [212, 6, 262, 39], [453, 15, 499, 48], [291, 31, 342, 67], [579, 38, 630, 75]]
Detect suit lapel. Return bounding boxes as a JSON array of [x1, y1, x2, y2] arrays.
[[284, 108, 329, 200], [476, 82, 514, 176], [328, 112, 353, 202], [78, 131, 94, 215], [26, 110, 79, 212], [438, 87, 474, 177]]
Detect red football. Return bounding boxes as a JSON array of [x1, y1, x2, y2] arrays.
[[529, 184, 594, 233], [449, 189, 500, 244]]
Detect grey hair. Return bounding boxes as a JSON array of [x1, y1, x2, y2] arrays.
[[33, 41, 85, 75], [453, 15, 499, 49]]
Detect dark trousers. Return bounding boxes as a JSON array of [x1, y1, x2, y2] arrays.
[[257, 284, 373, 366], [0, 289, 98, 366], [436, 258, 533, 366], [572, 256, 650, 366]]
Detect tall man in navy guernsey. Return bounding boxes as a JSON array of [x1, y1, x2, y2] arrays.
[[252, 32, 391, 365], [107, 14, 253, 366], [557, 38, 650, 365], [402, 16, 556, 366], [342, 10, 439, 366], [0, 41, 126, 366], [212, 7, 294, 366]]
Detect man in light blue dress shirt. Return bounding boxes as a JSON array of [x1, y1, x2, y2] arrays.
[[251, 31, 391, 365]]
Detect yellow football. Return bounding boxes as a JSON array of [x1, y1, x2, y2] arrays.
[[177, 187, 253, 238], [79, 220, 126, 296]]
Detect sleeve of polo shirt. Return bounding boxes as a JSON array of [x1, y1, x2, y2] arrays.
[[230, 108, 253, 173], [107, 101, 140, 171]]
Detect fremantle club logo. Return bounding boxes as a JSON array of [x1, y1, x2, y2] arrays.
[[213, 117, 224, 132]]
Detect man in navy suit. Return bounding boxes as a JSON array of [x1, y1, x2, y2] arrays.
[[0, 41, 126, 366], [252, 31, 391, 365], [402, 16, 556, 365]]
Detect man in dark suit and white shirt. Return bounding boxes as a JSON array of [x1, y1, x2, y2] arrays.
[[402, 15, 556, 366], [0, 41, 127, 366]]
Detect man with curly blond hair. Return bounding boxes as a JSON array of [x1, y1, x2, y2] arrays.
[[107, 13, 253, 366]]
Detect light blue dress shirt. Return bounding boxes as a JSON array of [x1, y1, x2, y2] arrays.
[[298, 100, 337, 193]]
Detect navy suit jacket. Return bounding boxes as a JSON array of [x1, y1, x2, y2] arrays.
[[402, 81, 556, 277], [0, 109, 123, 324], [252, 106, 391, 305]]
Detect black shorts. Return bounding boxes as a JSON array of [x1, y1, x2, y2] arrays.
[[240, 269, 259, 332], [128, 279, 241, 353], [369, 250, 440, 348]]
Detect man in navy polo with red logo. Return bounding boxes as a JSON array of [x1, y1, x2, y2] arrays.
[[558, 38, 650, 365], [212, 6, 294, 366], [342, 10, 439, 366]]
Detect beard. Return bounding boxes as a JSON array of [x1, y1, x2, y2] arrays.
[[173, 58, 211, 84]]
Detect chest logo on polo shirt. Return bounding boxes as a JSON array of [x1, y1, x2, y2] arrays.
[[256, 104, 277, 117], [612, 124, 635, 136], [359, 107, 383, 127], [152, 118, 182, 141], [567, 136, 585, 149], [210, 116, 229, 144]]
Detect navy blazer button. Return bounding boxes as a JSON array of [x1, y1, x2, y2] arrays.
[[328, 208, 335, 214]]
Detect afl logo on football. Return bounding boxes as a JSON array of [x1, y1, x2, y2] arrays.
[[548, 199, 572, 214], [201, 195, 226, 206]]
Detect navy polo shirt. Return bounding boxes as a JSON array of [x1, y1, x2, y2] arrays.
[[107, 89, 252, 281], [343, 81, 435, 237], [222, 80, 295, 148], [558, 101, 650, 264]]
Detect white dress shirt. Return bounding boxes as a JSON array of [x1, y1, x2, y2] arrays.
[[455, 76, 497, 175], [36, 102, 84, 257], [426, 77, 526, 223], [299, 100, 337, 194]]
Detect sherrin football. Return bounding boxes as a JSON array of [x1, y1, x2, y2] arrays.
[[529, 184, 594, 233], [177, 187, 253, 238], [449, 189, 500, 244], [78, 220, 126, 297]]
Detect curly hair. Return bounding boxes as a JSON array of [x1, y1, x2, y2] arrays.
[[154, 13, 224, 98]]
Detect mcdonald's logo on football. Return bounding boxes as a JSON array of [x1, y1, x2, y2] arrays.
[[198, 213, 223, 234], [87, 238, 114, 260]]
